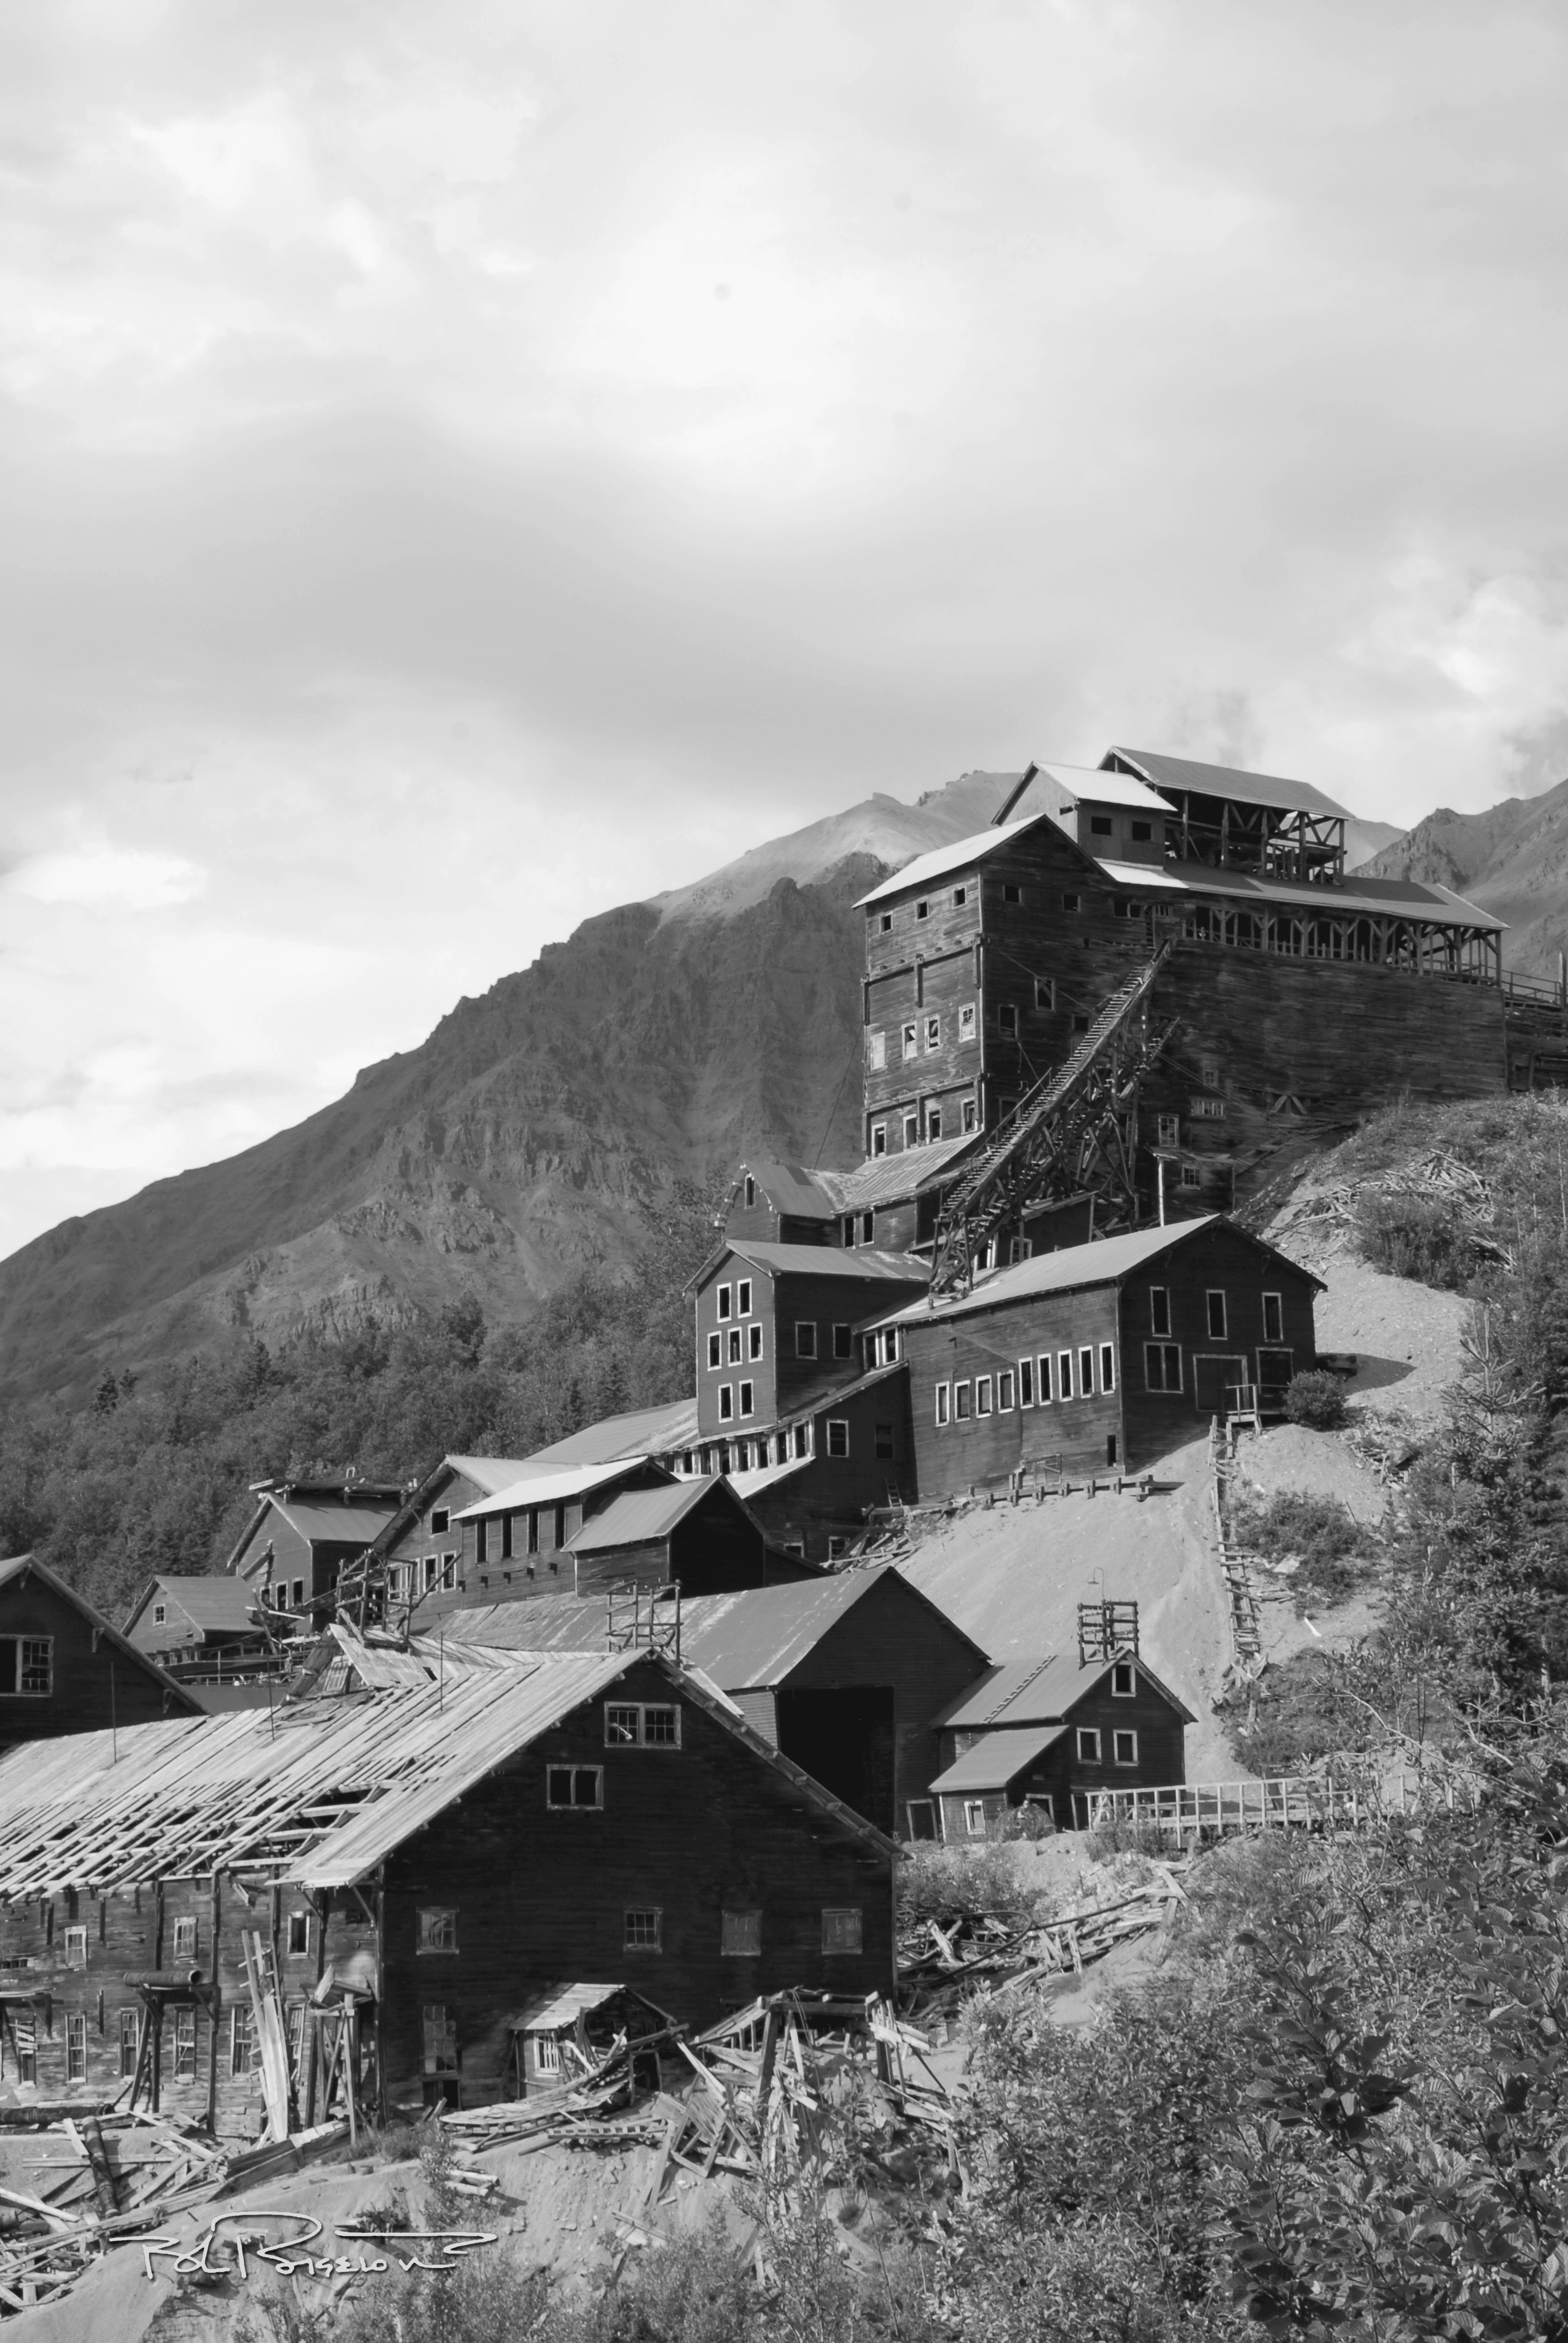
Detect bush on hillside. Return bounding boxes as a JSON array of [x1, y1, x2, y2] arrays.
[[1283, 1368, 1348, 1430], [1353, 1190, 1480, 1289], [898, 1840, 1034, 1930], [1229, 1487, 1372, 1610]]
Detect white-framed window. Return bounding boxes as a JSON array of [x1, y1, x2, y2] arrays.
[[606, 1702, 681, 1747], [1192, 1097, 1226, 1120], [64, 1925, 88, 1968], [441, 1552, 457, 1589], [737, 1279, 753, 1314], [119, 2008, 140, 2077], [822, 1907, 863, 1953], [976, 1376, 993, 1417], [172, 1916, 197, 1962], [624, 1908, 662, 1951], [728, 1328, 743, 1364], [954, 1382, 972, 1421], [1112, 1662, 1137, 1697], [4, 1637, 53, 1696], [927, 1107, 943, 1141], [67, 2011, 87, 2082], [388, 1561, 413, 1604], [739, 1381, 754, 1417], [1156, 1113, 1179, 1147], [1076, 1728, 1102, 1762], [1200, 1060, 1220, 1089], [878, 911, 892, 933], [903, 1022, 919, 1060], [1146, 1343, 1183, 1392], [826, 1420, 849, 1457], [999, 1003, 1018, 1037], [707, 1332, 722, 1369], [1180, 1165, 1203, 1190], [431, 1507, 450, 1535], [794, 1423, 812, 1458], [1035, 977, 1055, 1011], [417, 1907, 459, 1953], [1112, 1729, 1138, 1766], [422, 1553, 439, 1592], [924, 1015, 941, 1052], [1263, 1292, 1283, 1343], [962, 1098, 978, 1132], [1079, 1346, 1094, 1395], [903, 1113, 920, 1147], [719, 1385, 734, 1420], [287, 1912, 311, 1957], [1150, 1286, 1171, 1335], [871, 1123, 887, 1156], [722, 1909, 762, 1956], [1099, 1344, 1116, 1394], [869, 1030, 887, 1070], [1206, 1291, 1228, 1340], [1037, 1353, 1053, 1403], [1018, 1358, 1034, 1407], [935, 1383, 951, 1427], [749, 1322, 763, 1359], [1058, 1351, 1073, 1401], [717, 1283, 733, 1320], [959, 1003, 976, 1043], [547, 1765, 604, 1808], [795, 1322, 817, 1358], [534, 2033, 562, 2075], [152, 1603, 167, 1627], [963, 1801, 987, 1837], [999, 1368, 1016, 1409], [172, 2007, 196, 2080], [230, 2005, 255, 2076], [1008, 1236, 1033, 1264]]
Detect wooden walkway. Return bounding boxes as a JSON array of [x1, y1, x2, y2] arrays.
[[1083, 1769, 1474, 1843]]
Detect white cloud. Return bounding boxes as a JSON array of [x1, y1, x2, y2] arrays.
[[6, 847, 208, 910]]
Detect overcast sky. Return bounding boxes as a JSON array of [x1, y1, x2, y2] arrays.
[[2, 0, 1566, 1261]]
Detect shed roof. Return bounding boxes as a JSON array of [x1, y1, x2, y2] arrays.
[[125, 1575, 263, 1639], [854, 814, 1052, 908], [506, 1402, 701, 1473], [1103, 748, 1351, 823], [864, 1215, 1322, 1332], [937, 1651, 1196, 1729], [455, 1458, 669, 1522], [1092, 856, 1503, 932], [0, 1645, 895, 1894], [508, 1982, 677, 2036], [816, 1132, 981, 1213], [929, 1725, 1067, 1794], [564, 1479, 724, 1553], [269, 1496, 401, 1547], [702, 1240, 930, 1286], [0, 1555, 200, 1714], [734, 1159, 840, 1223]]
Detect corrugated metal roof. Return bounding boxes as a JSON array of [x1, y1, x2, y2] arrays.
[[456, 1459, 668, 1522], [937, 1651, 1196, 1729], [864, 1216, 1322, 1331], [1105, 748, 1351, 823], [446, 1455, 538, 1493], [1036, 764, 1175, 813], [510, 1982, 626, 2034], [929, 1725, 1067, 1794], [505, 1402, 701, 1472], [855, 815, 1051, 908], [566, 1480, 717, 1552], [720, 1239, 930, 1284], [1093, 856, 1504, 932], [728, 1455, 812, 1501], [435, 1600, 614, 1654], [131, 1576, 261, 1637], [271, 1498, 401, 1546], [815, 1133, 979, 1212], [735, 1159, 840, 1222]]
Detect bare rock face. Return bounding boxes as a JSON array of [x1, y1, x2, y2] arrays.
[[0, 773, 1020, 1397], [1353, 776, 1568, 978]]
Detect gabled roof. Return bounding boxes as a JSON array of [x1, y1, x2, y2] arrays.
[[367, 1454, 537, 1559], [0, 1554, 201, 1714], [0, 1645, 897, 1894], [996, 762, 1176, 824], [864, 1214, 1323, 1332], [229, 1490, 402, 1573], [733, 1160, 840, 1224], [124, 1575, 264, 1640], [929, 1725, 1067, 1795], [937, 1651, 1196, 1729], [1103, 747, 1351, 824], [565, 1478, 732, 1553], [696, 1239, 930, 1288], [456, 1458, 671, 1522], [505, 1401, 701, 1473], [854, 814, 1053, 908], [447, 1455, 539, 1493], [1091, 856, 1503, 932], [816, 1132, 981, 1213], [510, 1982, 676, 2036]]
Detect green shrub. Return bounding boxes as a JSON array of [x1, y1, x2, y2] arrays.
[[898, 1840, 1033, 1929], [1353, 1191, 1479, 1289], [996, 1800, 1056, 1841], [1230, 1487, 1371, 1610], [1283, 1369, 1348, 1430]]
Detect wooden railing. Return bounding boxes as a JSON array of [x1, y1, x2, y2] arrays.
[[1083, 1771, 1475, 1841]]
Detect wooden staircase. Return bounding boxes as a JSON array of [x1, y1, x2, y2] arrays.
[[929, 942, 1177, 1297]]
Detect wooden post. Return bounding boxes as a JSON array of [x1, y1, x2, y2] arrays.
[[206, 1873, 222, 2134]]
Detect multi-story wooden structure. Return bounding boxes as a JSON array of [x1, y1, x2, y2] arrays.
[[0, 1648, 893, 2127], [0, 1555, 200, 1754], [227, 1479, 404, 1626]]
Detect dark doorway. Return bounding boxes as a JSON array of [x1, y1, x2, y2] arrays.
[[1192, 1354, 1247, 1415], [775, 1686, 896, 1837]]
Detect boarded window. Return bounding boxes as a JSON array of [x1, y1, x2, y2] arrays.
[[624, 1909, 662, 1951], [547, 1766, 604, 1808], [722, 1909, 762, 1956], [826, 1420, 849, 1458], [1145, 1343, 1183, 1392], [417, 1908, 459, 1954], [1263, 1292, 1283, 1343], [431, 1509, 450, 1535], [423, 2006, 458, 2076], [869, 1030, 886, 1069], [821, 1907, 863, 1954]]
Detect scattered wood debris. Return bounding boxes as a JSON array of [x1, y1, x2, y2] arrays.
[[898, 1878, 1183, 2021]]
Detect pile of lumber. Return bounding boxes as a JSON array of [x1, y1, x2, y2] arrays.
[[439, 2025, 684, 2161], [0, 2109, 348, 2316], [898, 1876, 1184, 2017]]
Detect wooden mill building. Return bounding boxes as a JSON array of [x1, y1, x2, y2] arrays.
[[0, 1647, 893, 2128], [0, 1555, 200, 1755]]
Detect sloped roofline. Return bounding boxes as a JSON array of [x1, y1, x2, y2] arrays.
[[0, 1553, 201, 1715]]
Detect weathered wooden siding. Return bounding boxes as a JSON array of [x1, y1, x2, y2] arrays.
[[742, 1374, 915, 1561], [937, 1666, 1187, 1837], [1117, 1223, 1319, 1469], [0, 1575, 194, 1751], [378, 1656, 892, 2108], [900, 1287, 1124, 1497]]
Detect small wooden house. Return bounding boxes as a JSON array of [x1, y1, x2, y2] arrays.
[[227, 1480, 403, 1624], [0, 1554, 200, 1754], [927, 1650, 1194, 1838], [871, 1214, 1323, 1493], [370, 1454, 532, 1616], [562, 1478, 815, 1599], [122, 1575, 275, 1683], [0, 1647, 894, 2129], [451, 1459, 681, 1605]]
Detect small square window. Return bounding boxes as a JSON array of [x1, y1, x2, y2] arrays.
[[976, 1375, 993, 1417], [1113, 1729, 1138, 1766], [172, 1916, 197, 1962], [795, 1322, 817, 1359], [717, 1283, 732, 1320], [1062, 893, 1080, 912], [1076, 1728, 1102, 1762], [952, 885, 967, 906], [625, 1909, 662, 1951], [287, 1912, 310, 1957], [822, 1907, 863, 1954], [879, 911, 892, 932], [915, 899, 929, 920], [1263, 1293, 1283, 1343], [707, 1332, 722, 1369], [826, 1419, 849, 1457], [935, 1383, 951, 1426], [739, 1380, 754, 1416], [1112, 1662, 1136, 1697], [1089, 814, 1113, 836], [1003, 883, 1021, 905], [546, 1765, 604, 1807], [417, 1907, 459, 1954], [1073, 1012, 1090, 1034], [722, 1909, 762, 1956], [1131, 821, 1152, 842], [1180, 1165, 1203, 1190], [431, 1509, 450, 1535], [832, 1323, 852, 1359], [1206, 1291, 1228, 1340]]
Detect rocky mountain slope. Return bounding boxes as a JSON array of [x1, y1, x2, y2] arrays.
[[0, 773, 1020, 1398], [1352, 776, 1568, 976]]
